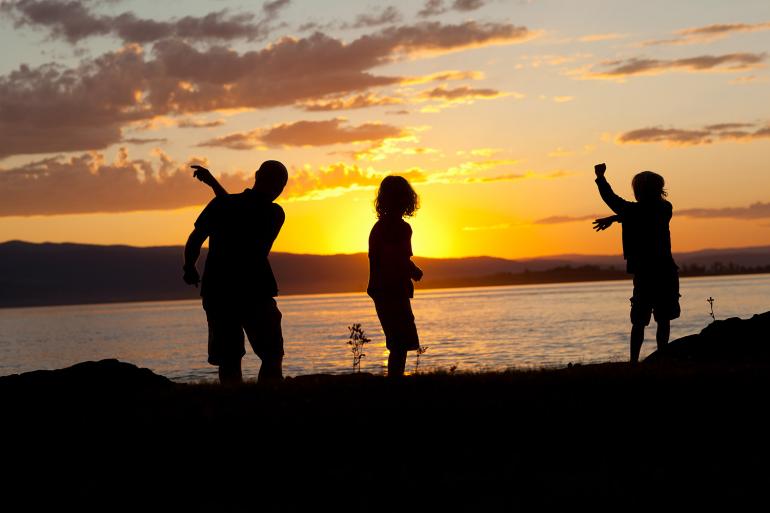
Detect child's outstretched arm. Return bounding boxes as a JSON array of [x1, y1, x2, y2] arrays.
[[592, 214, 621, 231], [594, 163, 632, 215], [191, 165, 228, 197]]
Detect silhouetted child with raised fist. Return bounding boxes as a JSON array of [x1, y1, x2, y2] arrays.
[[367, 176, 423, 377], [593, 163, 680, 363]]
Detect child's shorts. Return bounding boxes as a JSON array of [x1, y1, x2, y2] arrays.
[[203, 297, 284, 366], [373, 297, 420, 352], [630, 270, 681, 326]]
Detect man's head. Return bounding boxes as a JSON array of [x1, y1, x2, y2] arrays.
[[632, 171, 667, 202], [254, 160, 288, 201]]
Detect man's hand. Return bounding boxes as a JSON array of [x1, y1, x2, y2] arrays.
[[183, 265, 200, 287], [191, 165, 216, 186], [594, 163, 606, 178], [592, 216, 616, 231], [413, 266, 423, 282]]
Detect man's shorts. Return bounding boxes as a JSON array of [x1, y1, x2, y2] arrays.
[[630, 270, 681, 327], [203, 297, 283, 366], [373, 297, 420, 352]]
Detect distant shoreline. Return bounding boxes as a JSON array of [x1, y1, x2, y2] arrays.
[[2, 268, 768, 310]]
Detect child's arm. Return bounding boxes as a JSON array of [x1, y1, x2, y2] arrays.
[[409, 260, 423, 282], [592, 215, 621, 232], [191, 165, 228, 197], [594, 163, 633, 215]]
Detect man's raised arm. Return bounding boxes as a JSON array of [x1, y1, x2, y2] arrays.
[[192, 165, 228, 197]]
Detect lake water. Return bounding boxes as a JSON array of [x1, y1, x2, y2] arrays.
[[1, 275, 768, 382]]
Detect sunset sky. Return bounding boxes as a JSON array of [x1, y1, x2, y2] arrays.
[[1, 0, 769, 259]]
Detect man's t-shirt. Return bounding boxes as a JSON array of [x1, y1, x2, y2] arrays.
[[195, 188, 285, 301]]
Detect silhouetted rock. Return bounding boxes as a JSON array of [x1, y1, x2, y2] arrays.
[[646, 311, 770, 363], [0, 359, 172, 392]]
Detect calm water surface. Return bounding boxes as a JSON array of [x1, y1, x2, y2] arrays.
[[1, 275, 768, 382]]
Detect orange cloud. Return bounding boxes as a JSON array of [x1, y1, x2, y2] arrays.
[[198, 119, 408, 149], [0, 149, 431, 215], [298, 93, 405, 112]]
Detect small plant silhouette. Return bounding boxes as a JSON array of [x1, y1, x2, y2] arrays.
[[707, 297, 716, 322], [414, 345, 429, 374], [347, 323, 370, 373]]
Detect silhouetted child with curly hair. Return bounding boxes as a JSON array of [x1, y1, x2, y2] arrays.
[[593, 163, 680, 363], [367, 175, 424, 377]]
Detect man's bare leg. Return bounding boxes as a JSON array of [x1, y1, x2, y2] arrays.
[[656, 319, 670, 351], [630, 324, 645, 364], [219, 360, 243, 385]]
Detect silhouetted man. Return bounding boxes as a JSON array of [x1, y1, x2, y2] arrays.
[[593, 163, 680, 363], [183, 161, 288, 384]]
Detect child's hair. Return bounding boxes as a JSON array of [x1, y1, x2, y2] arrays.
[[632, 171, 667, 202], [375, 175, 420, 218]]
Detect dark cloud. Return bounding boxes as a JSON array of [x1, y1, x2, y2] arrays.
[[422, 85, 502, 100], [679, 202, 770, 220], [120, 137, 167, 144], [643, 21, 770, 46], [0, 20, 532, 158], [176, 118, 225, 129], [2, 0, 291, 44], [618, 122, 770, 146], [198, 119, 407, 150], [417, 0, 488, 17], [452, 0, 486, 11], [587, 52, 766, 79], [345, 6, 401, 29], [418, 0, 446, 17]]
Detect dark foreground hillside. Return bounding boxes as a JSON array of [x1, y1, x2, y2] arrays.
[[3, 358, 770, 511]]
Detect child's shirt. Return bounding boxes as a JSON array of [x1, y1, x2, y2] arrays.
[[367, 215, 415, 299], [596, 176, 677, 274]]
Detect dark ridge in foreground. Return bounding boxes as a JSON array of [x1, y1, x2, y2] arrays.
[[647, 311, 770, 363], [4, 325, 770, 510]]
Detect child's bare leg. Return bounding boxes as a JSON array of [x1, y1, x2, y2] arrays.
[[219, 360, 243, 385], [630, 324, 645, 364], [388, 350, 407, 378], [656, 319, 670, 350]]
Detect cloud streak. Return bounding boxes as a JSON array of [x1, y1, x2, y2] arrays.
[[417, 0, 488, 17], [643, 21, 770, 46], [581, 52, 766, 80], [534, 202, 770, 225], [618, 122, 770, 146]]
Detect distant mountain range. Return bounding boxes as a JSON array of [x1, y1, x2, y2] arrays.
[[2, 240, 770, 308]]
